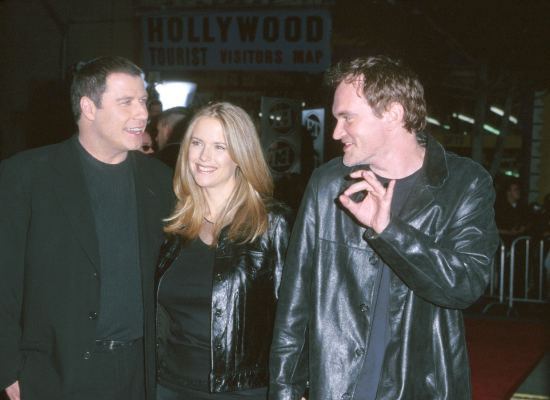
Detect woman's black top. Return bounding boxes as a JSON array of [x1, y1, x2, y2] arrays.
[[157, 238, 214, 391]]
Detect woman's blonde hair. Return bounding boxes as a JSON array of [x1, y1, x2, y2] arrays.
[[164, 102, 273, 244]]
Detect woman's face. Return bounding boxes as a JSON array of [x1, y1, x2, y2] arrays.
[[187, 116, 238, 195]]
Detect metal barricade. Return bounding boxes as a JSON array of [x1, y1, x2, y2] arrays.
[[483, 235, 549, 314]]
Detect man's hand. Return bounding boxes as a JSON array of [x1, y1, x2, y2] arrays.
[[339, 169, 395, 234], [5, 381, 20, 400]]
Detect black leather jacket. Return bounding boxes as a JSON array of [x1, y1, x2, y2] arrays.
[[156, 202, 292, 393], [269, 137, 499, 400]]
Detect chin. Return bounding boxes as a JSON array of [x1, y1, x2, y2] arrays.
[[342, 156, 359, 167]]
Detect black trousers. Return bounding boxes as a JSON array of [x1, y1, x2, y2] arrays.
[[65, 339, 146, 400]]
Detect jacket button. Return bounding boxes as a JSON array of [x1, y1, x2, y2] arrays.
[[359, 303, 369, 313], [215, 273, 223, 282], [88, 311, 98, 320], [83, 351, 91, 360], [216, 344, 223, 351], [92, 272, 98, 278], [355, 348, 365, 357], [215, 309, 223, 317]]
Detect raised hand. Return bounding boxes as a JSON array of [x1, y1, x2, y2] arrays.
[[339, 169, 395, 234]]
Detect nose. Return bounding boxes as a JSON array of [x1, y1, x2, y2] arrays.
[[332, 119, 344, 140], [199, 145, 211, 161], [134, 101, 148, 121]]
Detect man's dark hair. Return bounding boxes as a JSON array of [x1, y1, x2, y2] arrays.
[[325, 55, 427, 134], [70, 56, 144, 122]]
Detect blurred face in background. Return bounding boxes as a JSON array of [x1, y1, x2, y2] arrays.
[[140, 131, 155, 155]]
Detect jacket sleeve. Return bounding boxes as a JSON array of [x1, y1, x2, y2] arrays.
[[369, 169, 499, 309], [269, 180, 316, 400], [270, 206, 293, 300], [0, 157, 30, 389]]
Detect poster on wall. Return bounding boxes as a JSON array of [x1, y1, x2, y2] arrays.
[[260, 97, 301, 176], [302, 108, 324, 167], [141, 8, 331, 72]]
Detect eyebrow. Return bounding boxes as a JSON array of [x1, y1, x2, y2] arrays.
[[334, 111, 353, 118], [116, 95, 148, 102], [191, 136, 227, 145], [116, 96, 133, 102]]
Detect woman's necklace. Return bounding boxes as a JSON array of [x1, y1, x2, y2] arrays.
[[203, 216, 215, 224]]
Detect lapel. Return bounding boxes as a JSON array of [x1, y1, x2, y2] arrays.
[[131, 152, 158, 277], [52, 136, 100, 271]]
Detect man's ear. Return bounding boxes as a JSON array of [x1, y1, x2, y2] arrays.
[[80, 96, 97, 121], [384, 102, 405, 126]]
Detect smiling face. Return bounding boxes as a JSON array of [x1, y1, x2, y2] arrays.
[[331, 79, 389, 167], [80, 72, 148, 163], [187, 116, 238, 196]]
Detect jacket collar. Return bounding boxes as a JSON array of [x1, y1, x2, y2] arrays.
[[51, 136, 158, 274], [421, 134, 448, 188], [397, 135, 449, 222], [131, 150, 164, 277]]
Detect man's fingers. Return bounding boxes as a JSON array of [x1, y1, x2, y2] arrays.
[[385, 179, 396, 199], [343, 180, 372, 197], [6, 381, 21, 400], [338, 194, 355, 211], [339, 194, 360, 215], [348, 169, 368, 179]]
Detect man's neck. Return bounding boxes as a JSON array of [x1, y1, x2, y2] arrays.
[[78, 131, 128, 165], [369, 131, 425, 179]]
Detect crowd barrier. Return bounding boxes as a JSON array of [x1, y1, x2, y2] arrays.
[[483, 235, 550, 315]]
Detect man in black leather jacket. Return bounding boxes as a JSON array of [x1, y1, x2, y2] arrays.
[[269, 56, 499, 400]]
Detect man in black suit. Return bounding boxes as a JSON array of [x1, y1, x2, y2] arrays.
[[0, 56, 173, 400]]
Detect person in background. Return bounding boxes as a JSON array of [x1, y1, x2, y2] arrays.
[[494, 179, 530, 245], [149, 99, 163, 118], [155, 107, 191, 169], [156, 102, 291, 400], [269, 55, 499, 400], [140, 130, 156, 155], [0, 56, 173, 400]]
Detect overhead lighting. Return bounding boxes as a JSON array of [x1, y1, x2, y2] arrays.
[[426, 117, 441, 126], [155, 81, 197, 109], [490, 106, 504, 116], [490, 106, 518, 124], [504, 170, 519, 178], [442, 124, 451, 130], [456, 113, 475, 124], [483, 124, 500, 135]]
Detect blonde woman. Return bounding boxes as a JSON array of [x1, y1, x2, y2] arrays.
[[155, 102, 292, 400]]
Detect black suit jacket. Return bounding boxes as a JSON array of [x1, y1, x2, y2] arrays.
[[0, 136, 173, 399]]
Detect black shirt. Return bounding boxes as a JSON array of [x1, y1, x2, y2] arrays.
[[158, 237, 215, 391], [77, 141, 142, 341], [354, 167, 422, 400]]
